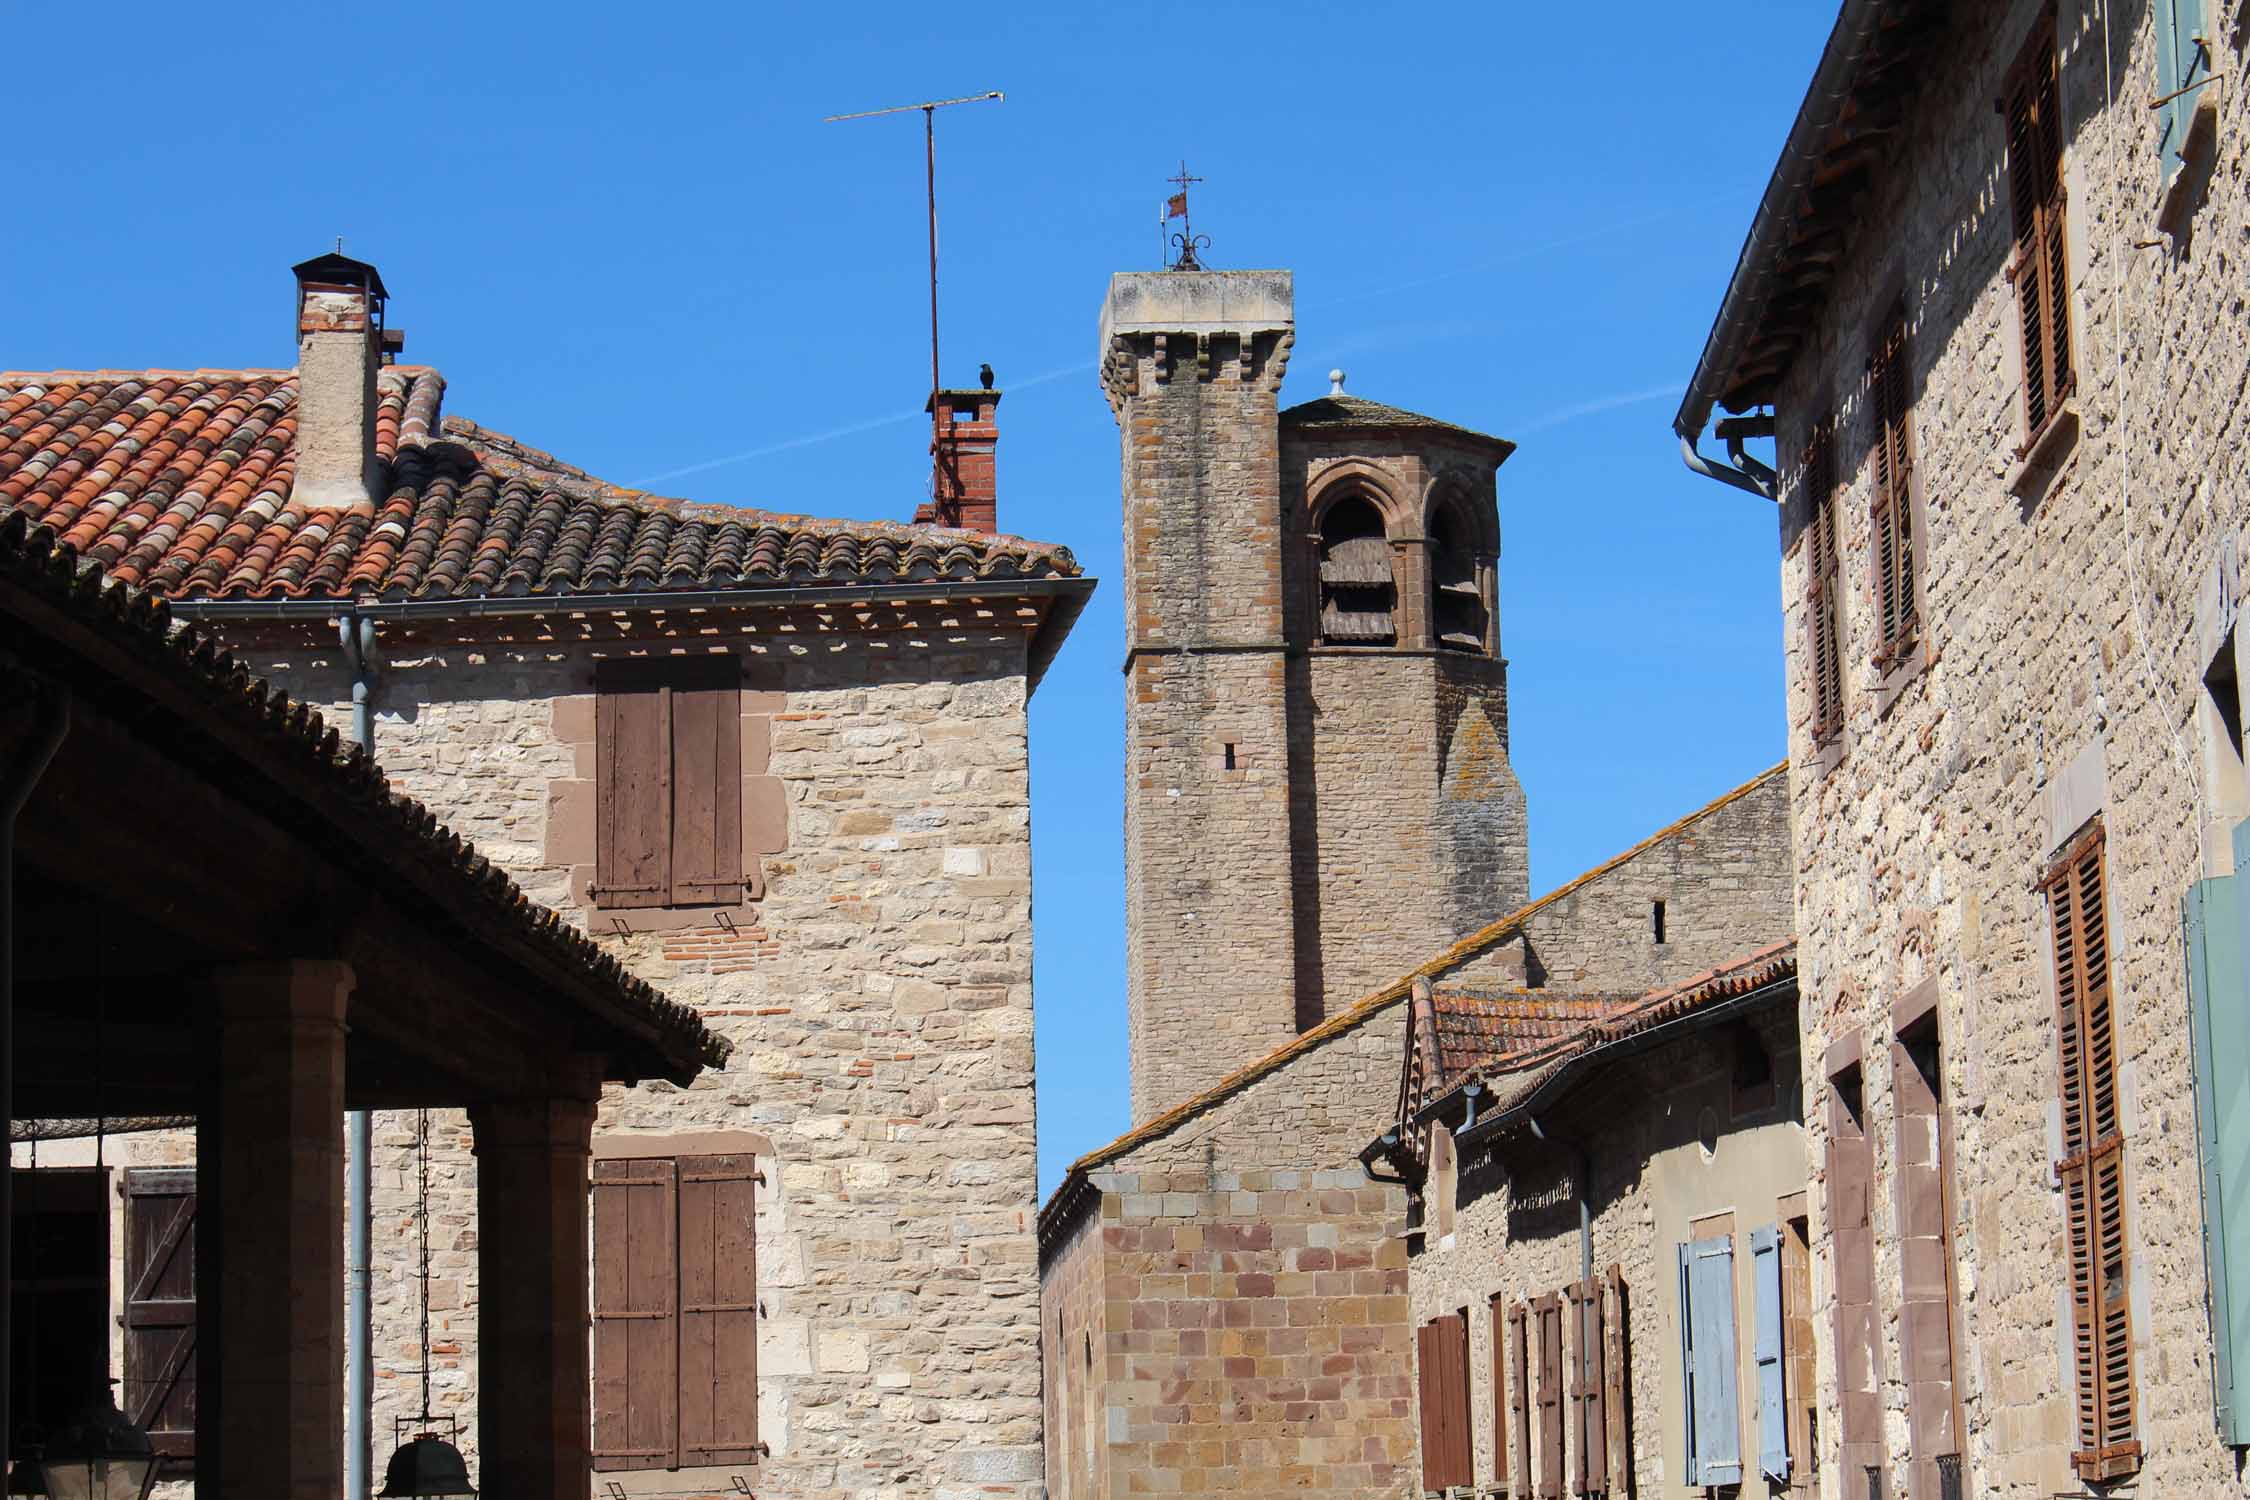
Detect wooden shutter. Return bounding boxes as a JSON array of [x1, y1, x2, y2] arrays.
[[1869, 309, 1917, 662], [1509, 1302, 1533, 1498], [1489, 1295, 1509, 1492], [593, 1158, 680, 1471], [1568, 1278, 1607, 1495], [668, 664, 743, 905], [1602, 1268, 1628, 1488], [122, 1169, 196, 1460], [679, 1155, 760, 1464], [1750, 1227, 1788, 1483], [2154, 0, 2211, 175], [596, 669, 673, 910], [1534, 1294, 1563, 1499], [2005, 14, 2074, 450], [1678, 1237, 1742, 1487], [1417, 1315, 1471, 1492], [2046, 825, 2139, 1480], [1803, 425, 1845, 742], [2188, 827, 2250, 1442]]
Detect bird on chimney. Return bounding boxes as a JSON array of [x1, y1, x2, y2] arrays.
[[979, 362, 995, 390]]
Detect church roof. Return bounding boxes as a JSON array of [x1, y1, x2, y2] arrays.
[[1035, 759, 1790, 1252], [0, 366, 1081, 602], [1280, 392, 1515, 459]]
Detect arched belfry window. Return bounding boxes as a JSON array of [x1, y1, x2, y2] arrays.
[[1430, 504, 1486, 652], [1317, 496, 1396, 645]]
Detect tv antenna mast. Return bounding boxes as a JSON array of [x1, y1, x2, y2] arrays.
[[825, 90, 1004, 435]]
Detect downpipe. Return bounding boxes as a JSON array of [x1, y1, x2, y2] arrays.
[[340, 613, 378, 1500]]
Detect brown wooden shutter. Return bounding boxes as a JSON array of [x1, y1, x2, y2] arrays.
[[668, 663, 743, 905], [593, 1157, 680, 1471], [678, 1155, 760, 1465], [1803, 425, 1845, 742], [1869, 308, 1918, 661], [1568, 1278, 1607, 1495], [1417, 1321, 1443, 1491], [1535, 1293, 1564, 1499], [1602, 1267, 1629, 1488], [2045, 825, 2139, 1480], [122, 1169, 196, 1460], [596, 668, 674, 910], [1508, 1303, 1533, 1497], [1445, 1312, 1473, 1489], [1418, 1315, 1472, 1491], [1489, 1294, 1509, 1491], [2006, 13, 2074, 450]]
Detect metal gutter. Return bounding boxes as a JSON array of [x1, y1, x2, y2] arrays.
[[1673, 0, 1893, 491]]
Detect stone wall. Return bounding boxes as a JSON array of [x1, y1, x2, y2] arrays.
[[1757, 1, 2250, 1493], [146, 623, 1047, 1500]]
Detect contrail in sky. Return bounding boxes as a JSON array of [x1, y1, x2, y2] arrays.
[[632, 360, 1096, 488], [1515, 383, 1680, 436]]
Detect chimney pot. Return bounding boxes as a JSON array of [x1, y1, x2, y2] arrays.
[[290, 252, 388, 515]]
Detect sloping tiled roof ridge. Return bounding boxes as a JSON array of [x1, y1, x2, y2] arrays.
[[1043, 760, 1791, 1214], [0, 509, 728, 1076], [0, 367, 1079, 601], [1279, 391, 1515, 456]]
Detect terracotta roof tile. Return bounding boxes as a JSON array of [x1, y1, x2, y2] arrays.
[[1280, 392, 1515, 456], [0, 367, 1080, 601], [1426, 988, 1639, 1092]]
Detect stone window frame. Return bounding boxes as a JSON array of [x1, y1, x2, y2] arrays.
[[546, 656, 788, 935]]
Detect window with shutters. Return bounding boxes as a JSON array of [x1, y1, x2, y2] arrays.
[[1508, 1301, 1534, 1498], [594, 657, 744, 911], [1317, 495, 1397, 646], [1867, 307, 1921, 672], [2154, 0, 2213, 182], [592, 1154, 761, 1472], [1566, 1276, 1608, 1496], [1802, 423, 1846, 748], [122, 1169, 197, 1464], [2042, 823, 2138, 1481], [1677, 1233, 1743, 1489], [2004, 13, 2075, 456], [1417, 1312, 1473, 1493], [1533, 1293, 1564, 1499]]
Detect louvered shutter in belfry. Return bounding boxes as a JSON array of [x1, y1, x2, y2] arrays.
[[596, 669, 673, 909], [679, 1155, 760, 1464], [669, 661, 743, 904], [2047, 826, 2139, 1480], [593, 1158, 681, 1471], [2006, 16, 2074, 446], [123, 1169, 197, 1460]]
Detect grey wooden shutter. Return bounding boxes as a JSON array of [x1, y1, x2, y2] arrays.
[[668, 662, 743, 905], [678, 1154, 760, 1464], [2154, 0, 2211, 175], [1678, 1236, 1742, 1487], [596, 668, 673, 909], [593, 1158, 680, 1471], [1750, 1226, 1789, 1482], [2190, 821, 2250, 1442], [122, 1169, 196, 1460], [1568, 1278, 1607, 1495], [1602, 1267, 1629, 1488]]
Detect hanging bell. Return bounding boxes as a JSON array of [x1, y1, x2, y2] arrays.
[[377, 1433, 476, 1498]]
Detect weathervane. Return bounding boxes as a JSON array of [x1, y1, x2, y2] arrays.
[[1163, 161, 1209, 270]]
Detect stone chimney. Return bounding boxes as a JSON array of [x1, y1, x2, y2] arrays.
[[915, 387, 999, 533], [290, 252, 390, 514]]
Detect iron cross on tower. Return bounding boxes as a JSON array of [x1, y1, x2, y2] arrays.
[[1164, 161, 1209, 270], [825, 89, 1004, 444]]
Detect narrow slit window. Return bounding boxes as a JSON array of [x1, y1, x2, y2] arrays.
[[1653, 899, 1667, 945], [1223, 741, 1237, 771]]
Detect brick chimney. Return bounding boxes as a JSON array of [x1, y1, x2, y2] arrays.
[[290, 252, 390, 514], [916, 387, 999, 532]]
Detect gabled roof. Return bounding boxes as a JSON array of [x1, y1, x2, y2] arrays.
[[1036, 759, 1789, 1249], [1280, 392, 1516, 460], [0, 367, 1081, 602], [1424, 988, 1640, 1094]]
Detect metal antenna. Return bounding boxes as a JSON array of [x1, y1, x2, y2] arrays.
[[824, 90, 1004, 434]]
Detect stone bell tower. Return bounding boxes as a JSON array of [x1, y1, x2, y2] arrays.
[[1102, 269, 1527, 1125]]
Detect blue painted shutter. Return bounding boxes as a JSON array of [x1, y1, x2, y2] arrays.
[[1750, 1227, 1789, 1481], [2187, 822, 2250, 1445], [1678, 1236, 1742, 1486], [2156, 0, 2211, 177]]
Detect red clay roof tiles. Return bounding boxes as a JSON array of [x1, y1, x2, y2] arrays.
[[0, 367, 1079, 601]]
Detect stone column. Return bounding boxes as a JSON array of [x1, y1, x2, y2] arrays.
[[471, 1062, 602, 1500], [207, 960, 354, 1500]]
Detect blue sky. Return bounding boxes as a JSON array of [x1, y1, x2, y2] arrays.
[[3, 2, 1836, 1194]]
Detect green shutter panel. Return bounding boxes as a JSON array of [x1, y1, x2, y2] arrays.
[[2188, 823, 2250, 1446], [1751, 1226, 1789, 1481]]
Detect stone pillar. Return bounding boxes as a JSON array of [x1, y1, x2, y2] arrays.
[[207, 960, 354, 1500], [471, 1063, 602, 1500]]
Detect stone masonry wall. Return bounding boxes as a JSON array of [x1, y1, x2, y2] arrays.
[[184, 626, 1046, 1500], [1407, 1007, 1805, 1498], [1042, 1205, 1107, 1500], [1760, 1, 2250, 1493], [1109, 290, 1301, 1125]]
